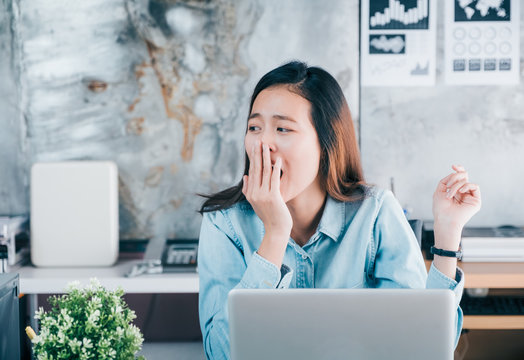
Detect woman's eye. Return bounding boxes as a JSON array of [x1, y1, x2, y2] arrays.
[[277, 127, 291, 133], [248, 126, 260, 131]]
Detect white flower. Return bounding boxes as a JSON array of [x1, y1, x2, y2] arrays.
[[112, 304, 123, 314], [34, 306, 44, 320], [116, 326, 124, 338], [69, 337, 82, 351], [90, 295, 102, 308], [87, 309, 101, 326], [57, 330, 65, 344], [82, 337, 93, 349]]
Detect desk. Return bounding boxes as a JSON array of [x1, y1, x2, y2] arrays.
[[425, 259, 524, 330], [15, 259, 523, 331], [12, 259, 199, 335]]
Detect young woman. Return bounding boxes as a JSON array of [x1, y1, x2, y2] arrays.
[[198, 61, 481, 360]]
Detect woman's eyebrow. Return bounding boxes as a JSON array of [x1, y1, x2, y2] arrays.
[[248, 113, 297, 123], [273, 114, 297, 123]]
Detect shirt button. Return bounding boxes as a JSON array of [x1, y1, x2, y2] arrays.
[[302, 254, 308, 260]]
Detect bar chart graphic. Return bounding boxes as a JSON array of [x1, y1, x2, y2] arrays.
[[370, 0, 429, 30]]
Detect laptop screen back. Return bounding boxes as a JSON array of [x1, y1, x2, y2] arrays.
[[228, 288, 455, 360]]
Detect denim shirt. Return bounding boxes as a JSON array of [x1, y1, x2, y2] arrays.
[[198, 186, 464, 360]]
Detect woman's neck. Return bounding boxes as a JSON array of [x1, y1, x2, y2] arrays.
[[286, 183, 327, 247]]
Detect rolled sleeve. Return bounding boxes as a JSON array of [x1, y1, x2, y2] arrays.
[[239, 251, 293, 289], [427, 262, 465, 309], [427, 262, 465, 349]]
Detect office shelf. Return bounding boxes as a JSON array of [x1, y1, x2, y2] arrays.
[[424, 259, 524, 289], [12, 259, 199, 294], [464, 316, 524, 330]]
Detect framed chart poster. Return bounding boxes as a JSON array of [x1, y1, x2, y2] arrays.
[[361, 0, 437, 86], [444, 0, 520, 85]]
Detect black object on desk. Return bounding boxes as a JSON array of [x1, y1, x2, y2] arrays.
[[125, 238, 198, 277], [162, 239, 198, 272], [461, 293, 524, 316], [0, 273, 21, 360], [0, 244, 7, 273]]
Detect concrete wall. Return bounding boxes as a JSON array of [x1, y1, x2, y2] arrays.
[[3, 0, 522, 237], [0, 0, 27, 215], [0, 0, 359, 238]]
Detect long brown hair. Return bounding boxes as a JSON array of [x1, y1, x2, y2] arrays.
[[199, 61, 367, 213]]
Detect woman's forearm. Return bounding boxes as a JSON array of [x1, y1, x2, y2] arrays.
[[432, 222, 462, 280]]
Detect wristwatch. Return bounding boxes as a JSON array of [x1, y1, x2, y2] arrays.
[[430, 246, 463, 261]]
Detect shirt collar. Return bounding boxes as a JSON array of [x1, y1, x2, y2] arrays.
[[317, 195, 346, 242]]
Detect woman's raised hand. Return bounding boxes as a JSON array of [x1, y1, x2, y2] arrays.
[[432, 165, 481, 250], [242, 141, 293, 237]]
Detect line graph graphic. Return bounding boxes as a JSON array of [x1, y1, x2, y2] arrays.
[[369, 0, 429, 30], [369, 34, 406, 54]]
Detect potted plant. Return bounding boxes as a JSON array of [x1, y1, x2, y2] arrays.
[[26, 278, 146, 360]]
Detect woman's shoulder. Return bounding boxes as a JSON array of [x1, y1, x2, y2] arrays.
[[206, 199, 253, 216], [202, 200, 256, 228], [352, 184, 393, 204], [335, 185, 398, 221]]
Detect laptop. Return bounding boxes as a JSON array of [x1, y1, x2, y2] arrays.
[[228, 289, 455, 360]]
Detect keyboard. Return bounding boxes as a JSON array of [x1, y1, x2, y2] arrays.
[[460, 293, 524, 316]]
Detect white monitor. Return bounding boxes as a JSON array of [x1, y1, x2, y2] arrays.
[[229, 288, 455, 360], [31, 161, 119, 267]]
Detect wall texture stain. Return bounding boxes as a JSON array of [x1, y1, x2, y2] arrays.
[[1, 0, 359, 239], [126, 117, 145, 135]]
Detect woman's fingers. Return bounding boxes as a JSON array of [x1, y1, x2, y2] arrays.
[[459, 182, 476, 193], [459, 183, 481, 201], [261, 143, 271, 190], [248, 143, 255, 180], [438, 165, 464, 188], [445, 171, 468, 187], [271, 157, 282, 193], [452, 164, 465, 172], [446, 179, 468, 199], [242, 175, 248, 195], [252, 140, 262, 187]]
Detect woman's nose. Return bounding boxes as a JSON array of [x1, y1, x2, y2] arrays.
[[261, 133, 276, 152]]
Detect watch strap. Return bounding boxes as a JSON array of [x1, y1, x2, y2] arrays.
[[430, 246, 463, 260]]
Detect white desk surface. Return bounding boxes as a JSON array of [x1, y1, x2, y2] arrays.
[[12, 259, 199, 294]]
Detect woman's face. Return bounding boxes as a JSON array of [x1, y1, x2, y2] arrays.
[[245, 86, 323, 203]]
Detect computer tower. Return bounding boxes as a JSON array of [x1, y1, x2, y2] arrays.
[[0, 273, 20, 360]]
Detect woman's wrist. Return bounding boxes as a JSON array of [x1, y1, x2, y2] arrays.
[[265, 225, 292, 239], [257, 229, 290, 268], [433, 221, 463, 251], [432, 221, 462, 280]]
